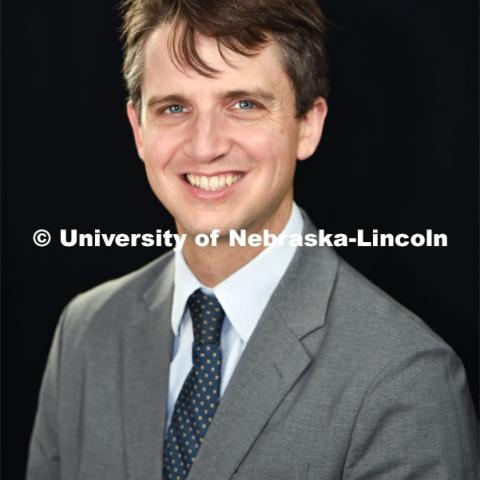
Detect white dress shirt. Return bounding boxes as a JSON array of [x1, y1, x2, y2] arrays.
[[167, 203, 304, 426]]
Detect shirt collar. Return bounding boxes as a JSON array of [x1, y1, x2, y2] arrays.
[[172, 202, 304, 341]]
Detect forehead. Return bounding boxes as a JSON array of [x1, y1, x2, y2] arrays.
[[142, 25, 291, 96]]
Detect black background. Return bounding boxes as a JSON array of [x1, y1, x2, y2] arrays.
[[2, 0, 478, 478]]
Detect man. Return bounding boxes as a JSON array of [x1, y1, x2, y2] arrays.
[[27, 0, 478, 479]]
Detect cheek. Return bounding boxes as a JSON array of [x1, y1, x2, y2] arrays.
[[142, 131, 183, 171], [236, 124, 282, 161], [239, 125, 297, 177]]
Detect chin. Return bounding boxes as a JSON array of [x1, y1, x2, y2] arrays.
[[178, 215, 246, 239], [184, 223, 234, 238]]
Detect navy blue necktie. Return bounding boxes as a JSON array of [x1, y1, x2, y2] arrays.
[[163, 289, 225, 480]]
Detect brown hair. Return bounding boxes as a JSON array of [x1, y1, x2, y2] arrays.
[[120, 0, 328, 117]]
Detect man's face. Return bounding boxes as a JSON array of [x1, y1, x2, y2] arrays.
[[128, 26, 327, 238]]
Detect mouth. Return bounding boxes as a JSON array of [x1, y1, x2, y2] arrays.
[[184, 173, 243, 192]]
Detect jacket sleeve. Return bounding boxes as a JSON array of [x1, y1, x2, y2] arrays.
[[26, 303, 72, 480], [343, 343, 479, 480]]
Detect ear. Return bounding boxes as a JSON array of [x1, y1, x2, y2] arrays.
[[296, 97, 328, 161], [126, 101, 145, 161]]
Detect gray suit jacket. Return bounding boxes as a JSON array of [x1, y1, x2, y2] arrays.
[[27, 216, 478, 479]]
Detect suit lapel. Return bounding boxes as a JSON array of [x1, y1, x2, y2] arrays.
[[121, 215, 338, 480], [123, 255, 175, 480], [187, 305, 311, 480], [188, 216, 339, 480]]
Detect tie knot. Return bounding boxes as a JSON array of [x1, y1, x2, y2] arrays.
[[187, 289, 225, 345]]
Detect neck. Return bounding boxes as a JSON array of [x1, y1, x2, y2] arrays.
[[180, 202, 293, 287]]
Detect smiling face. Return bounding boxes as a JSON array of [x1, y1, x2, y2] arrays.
[[127, 25, 327, 239]]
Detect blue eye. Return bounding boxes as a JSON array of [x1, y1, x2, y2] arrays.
[[165, 104, 186, 114], [236, 100, 256, 110]]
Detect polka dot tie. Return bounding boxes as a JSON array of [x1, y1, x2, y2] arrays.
[[163, 289, 225, 480]]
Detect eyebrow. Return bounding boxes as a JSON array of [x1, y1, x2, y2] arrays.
[[222, 89, 275, 104], [146, 94, 187, 110], [146, 88, 276, 110]]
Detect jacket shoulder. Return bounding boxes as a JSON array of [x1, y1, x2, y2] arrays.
[[327, 255, 457, 363], [59, 251, 174, 342]]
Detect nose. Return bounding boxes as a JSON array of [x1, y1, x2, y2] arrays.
[[183, 111, 232, 163]]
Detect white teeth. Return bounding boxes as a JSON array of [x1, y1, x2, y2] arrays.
[[200, 176, 209, 190], [210, 176, 219, 189], [186, 174, 199, 187], [186, 174, 241, 191]]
